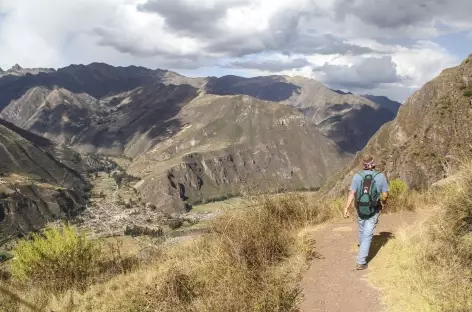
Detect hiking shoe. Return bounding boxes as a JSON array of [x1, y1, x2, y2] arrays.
[[356, 264, 368, 270]]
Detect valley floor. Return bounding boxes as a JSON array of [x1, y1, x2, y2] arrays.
[[299, 210, 433, 312]]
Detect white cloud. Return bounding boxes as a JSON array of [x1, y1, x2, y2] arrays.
[[0, 0, 468, 101]]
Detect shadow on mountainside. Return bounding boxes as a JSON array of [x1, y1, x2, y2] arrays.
[[27, 83, 198, 155], [367, 231, 394, 263], [317, 105, 396, 153], [205, 75, 301, 102]]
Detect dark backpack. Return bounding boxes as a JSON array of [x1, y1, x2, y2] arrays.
[[355, 171, 381, 218]]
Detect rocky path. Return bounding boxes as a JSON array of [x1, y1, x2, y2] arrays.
[[299, 210, 430, 312]]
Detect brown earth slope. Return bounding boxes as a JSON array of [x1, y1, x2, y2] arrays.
[[324, 54, 472, 195], [0, 118, 111, 241], [128, 93, 350, 212]]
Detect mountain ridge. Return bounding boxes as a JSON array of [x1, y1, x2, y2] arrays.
[[0, 63, 399, 153], [0, 62, 400, 212]]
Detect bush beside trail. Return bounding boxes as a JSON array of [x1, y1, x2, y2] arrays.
[[11, 225, 102, 292]]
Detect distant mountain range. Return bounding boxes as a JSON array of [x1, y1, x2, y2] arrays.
[[0, 63, 400, 153], [0, 62, 400, 213], [0, 64, 55, 77]]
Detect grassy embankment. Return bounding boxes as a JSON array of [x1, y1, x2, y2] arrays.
[[370, 164, 472, 312]]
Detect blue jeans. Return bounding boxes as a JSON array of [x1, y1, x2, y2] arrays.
[[357, 212, 380, 265]]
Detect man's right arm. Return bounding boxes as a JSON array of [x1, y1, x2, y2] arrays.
[[380, 174, 389, 206], [344, 176, 358, 218], [344, 190, 356, 218]]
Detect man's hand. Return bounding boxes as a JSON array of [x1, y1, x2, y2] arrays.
[[344, 190, 356, 219], [343, 209, 350, 218], [380, 192, 388, 210]]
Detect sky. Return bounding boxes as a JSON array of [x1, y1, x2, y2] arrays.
[[0, 0, 471, 102]]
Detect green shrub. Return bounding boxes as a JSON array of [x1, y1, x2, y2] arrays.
[[463, 90, 472, 97], [389, 178, 408, 199], [386, 178, 416, 213], [124, 225, 163, 237], [11, 224, 102, 292], [168, 219, 184, 230]]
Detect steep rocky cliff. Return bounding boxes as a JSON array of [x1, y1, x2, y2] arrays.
[[0, 119, 108, 241], [324, 54, 472, 195]]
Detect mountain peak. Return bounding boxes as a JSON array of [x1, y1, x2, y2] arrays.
[[0, 67, 3, 73], [10, 64, 22, 71]]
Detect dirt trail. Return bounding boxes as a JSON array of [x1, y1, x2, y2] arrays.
[[300, 210, 430, 312]]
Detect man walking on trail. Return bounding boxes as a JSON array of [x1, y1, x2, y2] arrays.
[[343, 155, 389, 270]]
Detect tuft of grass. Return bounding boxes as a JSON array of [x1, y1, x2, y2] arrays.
[[463, 90, 472, 97], [11, 224, 102, 293], [370, 162, 472, 312]]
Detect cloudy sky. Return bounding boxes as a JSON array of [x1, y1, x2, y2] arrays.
[[1, 0, 471, 102]]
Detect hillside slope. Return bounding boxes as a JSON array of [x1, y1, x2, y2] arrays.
[[0, 119, 102, 241], [206, 75, 397, 152], [324, 54, 472, 195], [127, 93, 350, 212], [1, 83, 200, 156]]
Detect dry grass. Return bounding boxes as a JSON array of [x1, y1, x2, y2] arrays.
[[385, 189, 426, 213], [370, 163, 472, 312], [0, 192, 340, 312]]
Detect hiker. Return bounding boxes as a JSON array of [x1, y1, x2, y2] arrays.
[[343, 155, 389, 270]]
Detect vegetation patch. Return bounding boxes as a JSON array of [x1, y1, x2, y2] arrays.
[[11, 225, 102, 292], [370, 162, 472, 312], [0, 193, 345, 311], [124, 225, 163, 237]]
